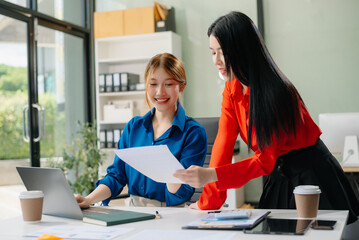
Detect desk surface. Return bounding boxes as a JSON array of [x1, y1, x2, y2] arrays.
[[0, 207, 348, 240], [342, 166, 359, 172]]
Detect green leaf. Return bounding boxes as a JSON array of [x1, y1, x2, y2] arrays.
[[45, 120, 105, 195]]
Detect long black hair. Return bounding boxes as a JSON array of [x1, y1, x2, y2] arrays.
[[208, 11, 302, 151]]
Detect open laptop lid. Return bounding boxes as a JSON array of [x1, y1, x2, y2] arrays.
[[16, 166, 83, 220]]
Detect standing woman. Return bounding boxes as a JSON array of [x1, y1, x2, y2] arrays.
[[76, 53, 207, 207], [174, 11, 359, 224]]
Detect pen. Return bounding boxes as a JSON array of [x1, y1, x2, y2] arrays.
[[155, 210, 161, 219], [208, 210, 221, 214]]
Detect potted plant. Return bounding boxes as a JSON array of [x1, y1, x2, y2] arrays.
[[48, 121, 104, 195]]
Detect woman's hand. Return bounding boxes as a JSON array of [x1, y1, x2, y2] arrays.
[[166, 183, 181, 194], [173, 165, 218, 188], [74, 184, 111, 209], [74, 194, 91, 209], [188, 201, 200, 209]]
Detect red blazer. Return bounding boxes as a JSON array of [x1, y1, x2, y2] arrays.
[[198, 79, 322, 210]]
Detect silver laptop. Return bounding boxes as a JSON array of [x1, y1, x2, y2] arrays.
[[16, 166, 119, 220]]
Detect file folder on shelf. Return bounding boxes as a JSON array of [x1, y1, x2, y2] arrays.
[[100, 130, 107, 148], [99, 74, 106, 93], [113, 73, 121, 92], [120, 72, 140, 91], [113, 129, 121, 145], [106, 129, 114, 148], [105, 74, 113, 92]]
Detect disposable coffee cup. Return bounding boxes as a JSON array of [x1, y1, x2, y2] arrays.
[[19, 190, 44, 223], [296, 219, 312, 234], [293, 185, 321, 219]]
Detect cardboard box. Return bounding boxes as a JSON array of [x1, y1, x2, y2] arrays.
[[94, 10, 124, 38], [124, 6, 155, 36], [103, 100, 134, 123], [95, 5, 174, 38]]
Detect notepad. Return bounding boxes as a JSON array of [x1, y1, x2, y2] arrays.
[[183, 210, 270, 230], [202, 210, 252, 221], [83, 211, 156, 226]]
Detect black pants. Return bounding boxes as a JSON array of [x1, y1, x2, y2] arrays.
[[259, 139, 359, 224]]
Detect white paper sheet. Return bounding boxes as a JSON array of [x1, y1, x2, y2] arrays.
[[114, 145, 184, 183], [25, 225, 134, 240], [126, 229, 236, 240]]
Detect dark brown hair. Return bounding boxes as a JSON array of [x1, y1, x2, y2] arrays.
[[208, 12, 302, 150]]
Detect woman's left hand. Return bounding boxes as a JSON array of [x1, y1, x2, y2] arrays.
[[173, 165, 218, 188]]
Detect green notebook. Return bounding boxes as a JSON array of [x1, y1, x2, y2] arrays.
[[83, 210, 156, 226]]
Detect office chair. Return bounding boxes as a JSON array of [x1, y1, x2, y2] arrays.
[[187, 117, 240, 204], [188, 117, 219, 203]]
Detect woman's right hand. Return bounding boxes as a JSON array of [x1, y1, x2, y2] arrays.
[[188, 201, 200, 210], [174, 165, 218, 188], [74, 184, 112, 209], [74, 194, 91, 209]]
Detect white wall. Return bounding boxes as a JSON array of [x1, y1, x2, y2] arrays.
[[263, 0, 359, 123]]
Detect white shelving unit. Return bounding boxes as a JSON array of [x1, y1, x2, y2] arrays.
[[95, 31, 182, 178]]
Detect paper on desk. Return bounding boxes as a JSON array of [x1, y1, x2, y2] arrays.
[[114, 145, 184, 183], [25, 225, 134, 240], [126, 229, 236, 240]]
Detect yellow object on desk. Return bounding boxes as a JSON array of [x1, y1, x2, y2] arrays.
[[155, 210, 162, 219], [37, 233, 64, 240]]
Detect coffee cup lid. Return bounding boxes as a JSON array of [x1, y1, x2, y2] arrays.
[[19, 190, 44, 199], [293, 185, 321, 194]]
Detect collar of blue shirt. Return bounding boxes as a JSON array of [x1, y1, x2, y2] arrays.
[[143, 101, 185, 133]]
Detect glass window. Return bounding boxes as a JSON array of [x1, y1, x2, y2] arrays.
[[0, 14, 30, 185], [0, 15, 29, 161], [3, 0, 27, 7], [37, 0, 86, 27], [37, 25, 86, 159]]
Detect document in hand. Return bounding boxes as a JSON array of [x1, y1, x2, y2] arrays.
[[182, 210, 270, 230], [114, 145, 184, 183]]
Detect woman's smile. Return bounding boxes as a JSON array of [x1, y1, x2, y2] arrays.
[[155, 98, 170, 103]]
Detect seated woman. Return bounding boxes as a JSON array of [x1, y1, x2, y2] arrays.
[[75, 53, 207, 207]]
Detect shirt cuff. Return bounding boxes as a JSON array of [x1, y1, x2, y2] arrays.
[[215, 164, 235, 191], [165, 184, 193, 206]]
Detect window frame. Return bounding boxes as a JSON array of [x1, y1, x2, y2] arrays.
[[0, 0, 94, 167]]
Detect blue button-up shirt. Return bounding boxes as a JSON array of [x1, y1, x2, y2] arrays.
[[97, 103, 207, 206]]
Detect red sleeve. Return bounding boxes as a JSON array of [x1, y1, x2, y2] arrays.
[[198, 82, 239, 210], [216, 134, 281, 190]]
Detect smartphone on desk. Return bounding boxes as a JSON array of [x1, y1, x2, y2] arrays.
[[310, 220, 336, 230], [243, 218, 312, 235]]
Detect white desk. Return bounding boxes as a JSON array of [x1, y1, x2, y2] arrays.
[[0, 207, 348, 240]]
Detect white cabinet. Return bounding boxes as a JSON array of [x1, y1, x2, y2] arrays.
[[95, 31, 182, 178]]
